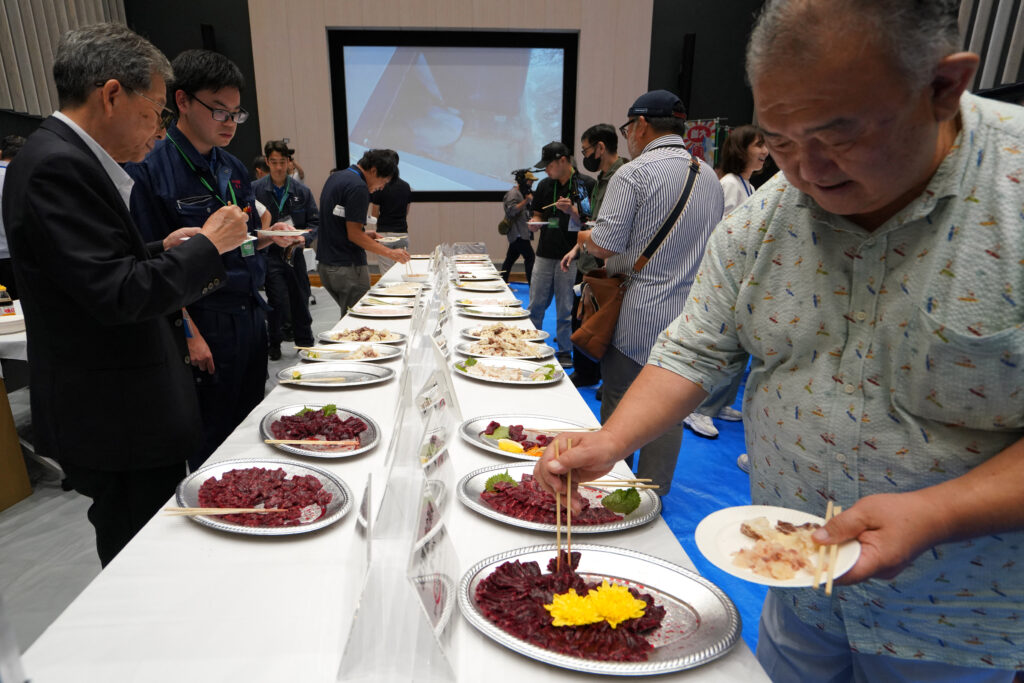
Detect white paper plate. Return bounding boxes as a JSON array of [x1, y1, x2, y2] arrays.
[[256, 229, 309, 236], [348, 305, 414, 318], [694, 505, 861, 587]]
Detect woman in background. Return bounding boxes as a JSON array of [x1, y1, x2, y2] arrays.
[[683, 125, 768, 454]]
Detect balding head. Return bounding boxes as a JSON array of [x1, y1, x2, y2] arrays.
[[746, 0, 961, 90]]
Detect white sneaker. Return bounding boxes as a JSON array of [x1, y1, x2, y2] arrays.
[[717, 406, 743, 422], [683, 413, 718, 438]]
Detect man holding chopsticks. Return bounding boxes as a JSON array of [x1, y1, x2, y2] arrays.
[[536, 1, 1024, 681], [3, 25, 249, 566]]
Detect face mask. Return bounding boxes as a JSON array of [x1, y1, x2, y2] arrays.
[[582, 151, 600, 173]]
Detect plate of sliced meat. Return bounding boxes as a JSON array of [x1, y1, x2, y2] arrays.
[[260, 403, 380, 458], [695, 505, 861, 587], [457, 462, 661, 534], [459, 544, 741, 674]]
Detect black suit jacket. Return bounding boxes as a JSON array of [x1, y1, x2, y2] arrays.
[[2, 116, 227, 471]]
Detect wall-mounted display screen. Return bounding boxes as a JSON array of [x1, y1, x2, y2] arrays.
[[328, 30, 578, 201]]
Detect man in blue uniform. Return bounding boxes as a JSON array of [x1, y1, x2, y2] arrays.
[[253, 139, 319, 358], [128, 50, 301, 470], [317, 149, 410, 312]]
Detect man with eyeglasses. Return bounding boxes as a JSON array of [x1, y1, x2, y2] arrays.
[[128, 49, 302, 471], [3, 24, 249, 565]]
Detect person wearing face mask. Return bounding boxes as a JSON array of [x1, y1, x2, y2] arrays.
[[682, 124, 770, 443], [500, 168, 537, 284], [562, 124, 628, 388]]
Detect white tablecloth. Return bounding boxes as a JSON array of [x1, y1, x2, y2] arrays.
[[22, 262, 768, 682]]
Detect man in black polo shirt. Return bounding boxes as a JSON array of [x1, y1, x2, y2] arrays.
[[529, 141, 594, 368], [369, 166, 412, 273], [317, 149, 410, 312]]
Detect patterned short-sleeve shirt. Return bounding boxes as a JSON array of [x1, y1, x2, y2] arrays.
[[650, 92, 1024, 670]]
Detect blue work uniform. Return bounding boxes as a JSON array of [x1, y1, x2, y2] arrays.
[[126, 122, 269, 470], [252, 175, 319, 347]]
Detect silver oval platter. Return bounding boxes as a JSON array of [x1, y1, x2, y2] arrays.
[[454, 340, 554, 360], [317, 328, 406, 345], [298, 342, 402, 363], [368, 283, 422, 297], [453, 297, 521, 308], [259, 403, 380, 458], [458, 413, 592, 460], [460, 324, 549, 342], [452, 357, 562, 385], [457, 462, 661, 534], [458, 544, 741, 675], [458, 305, 531, 320], [454, 281, 506, 293], [276, 361, 395, 387], [348, 304, 414, 318], [175, 458, 352, 536]]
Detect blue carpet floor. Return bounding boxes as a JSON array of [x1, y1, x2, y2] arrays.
[[510, 282, 765, 652]]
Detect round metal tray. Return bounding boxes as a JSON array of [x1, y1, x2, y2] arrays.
[[459, 413, 592, 460], [454, 340, 554, 360], [452, 358, 562, 385], [458, 306, 531, 320], [348, 305, 413, 318], [298, 343, 402, 363], [457, 462, 661, 534], [459, 544, 741, 675], [460, 325, 549, 342], [175, 458, 352, 536], [259, 403, 380, 459], [276, 361, 395, 387], [317, 329, 406, 345]]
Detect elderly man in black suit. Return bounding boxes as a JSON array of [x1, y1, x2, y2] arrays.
[[2, 23, 248, 566]]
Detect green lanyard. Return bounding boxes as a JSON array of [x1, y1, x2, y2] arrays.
[[274, 177, 291, 214], [165, 132, 238, 206], [553, 169, 575, 207]]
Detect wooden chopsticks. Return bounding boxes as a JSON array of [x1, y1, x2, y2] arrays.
[[279, 376, 349, 384], [163, 507, 285, 517], [554, 439, 563, 572], [263, 439, 360, 446], [813, 501, 843, 595], [579, 479, 659, 489]]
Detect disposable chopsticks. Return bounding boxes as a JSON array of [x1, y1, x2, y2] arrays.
[[279, 376, 349, 384], [824, 505, 843, 596], [812, 501, 843, 595], [554, 440, 562, 572], [579, 481, 659, 489], [163, 507, 285, 517], [263, 439, 360, 446], [565, 438, 573, 566]]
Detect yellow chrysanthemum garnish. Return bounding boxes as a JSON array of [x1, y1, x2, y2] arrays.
[[544, 588, 602, 627], [544, 581, 647, 629], [587, 580, 647, 629]]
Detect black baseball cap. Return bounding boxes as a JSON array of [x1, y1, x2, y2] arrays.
[[534, 141, 571, 169], [627, 89, 687, 119]]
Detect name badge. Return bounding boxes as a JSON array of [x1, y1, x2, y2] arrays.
[[332, 205, 346, 218], [240, 235, 256, 257], [547, 217, 559, 229]]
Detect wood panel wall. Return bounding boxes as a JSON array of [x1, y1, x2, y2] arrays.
[[248, 0, 653, 258]]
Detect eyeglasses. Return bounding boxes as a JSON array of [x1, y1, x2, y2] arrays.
[[134, 91, 175, 130], [580, 142, 596, 156], [93, 80, 174, 130], [188, 93, 249, 124], [618, 119, 637, 138]]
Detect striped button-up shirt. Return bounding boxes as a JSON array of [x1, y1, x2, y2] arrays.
[[591, 134, 724, 364], [649, 92, 1024, 669]]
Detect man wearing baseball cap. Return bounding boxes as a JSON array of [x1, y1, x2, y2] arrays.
[[528, 141, 595, 368], [568, 89, 724, 493]]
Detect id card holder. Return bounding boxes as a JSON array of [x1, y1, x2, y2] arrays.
[[240, 236, 256, 257], [547, 217, 559, 229]]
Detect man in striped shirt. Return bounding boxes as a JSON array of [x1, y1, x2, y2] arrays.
[[576, 90, 724, 493]]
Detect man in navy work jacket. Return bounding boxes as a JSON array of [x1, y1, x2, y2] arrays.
[[128, 50, 302, 470], [3, 24, 249, 565], [253, 139, 319, 358]]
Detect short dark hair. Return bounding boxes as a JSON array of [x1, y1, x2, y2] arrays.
[[1, 135, 26, 160], [643, 115, 687, 136], [253, 154, 269, 173], [581, 124, 618, 154], [263, 139, 294, 158], [53, 23, 171, 109], [719, 125, 765, 177], [357, 149, 399, 179], [169, 50, 244, 107]]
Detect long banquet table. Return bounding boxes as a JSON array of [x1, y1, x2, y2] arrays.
[[22, 259, 769, 682]]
